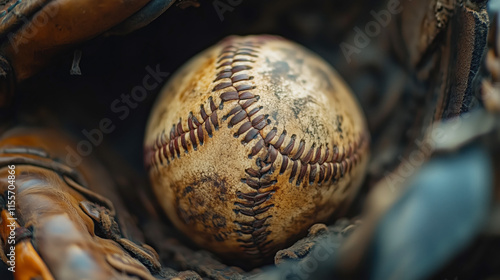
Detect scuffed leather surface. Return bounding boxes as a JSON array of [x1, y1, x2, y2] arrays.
[[0, 127, 161, 279]]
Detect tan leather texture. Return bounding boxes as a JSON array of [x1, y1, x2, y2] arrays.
[[0, 127, 159, 280], [0, 209, 54, 280], [145, 35, 370, 265]]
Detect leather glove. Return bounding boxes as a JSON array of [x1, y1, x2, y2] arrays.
[[0, 0, 176, 107], [0, 127, 163, 280]]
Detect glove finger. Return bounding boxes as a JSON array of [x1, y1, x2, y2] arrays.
[[0, 0, 151, 85], [0, 127, 161, 280], [0, 207, 54, 280]]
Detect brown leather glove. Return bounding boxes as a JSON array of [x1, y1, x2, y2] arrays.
[[0, 0, 177, 107], [0, 127, 163, 280]]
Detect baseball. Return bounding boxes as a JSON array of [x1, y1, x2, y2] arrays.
[[144, 35, 369, 265]]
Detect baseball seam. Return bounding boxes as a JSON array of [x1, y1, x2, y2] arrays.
[[218, 41, 278, 257]]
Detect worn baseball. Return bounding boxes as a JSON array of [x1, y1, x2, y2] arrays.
[[144, 35, 369, 265]]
